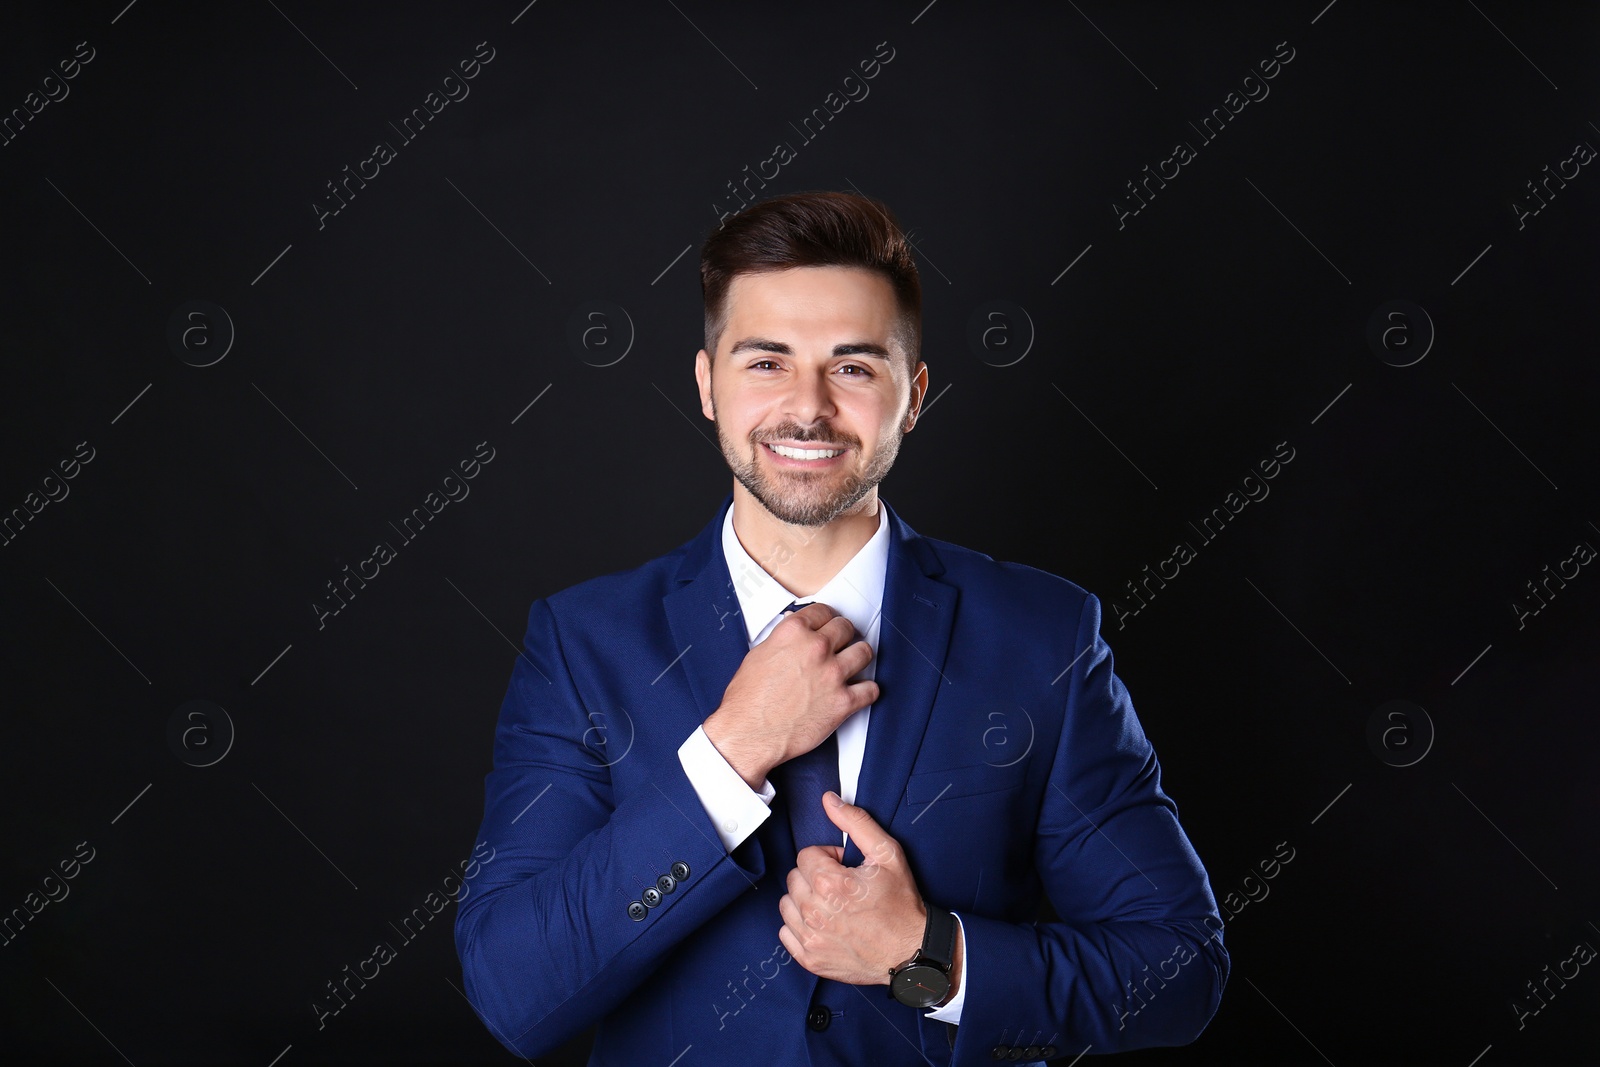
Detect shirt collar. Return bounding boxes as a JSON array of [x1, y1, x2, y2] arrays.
[[721, 498, 890, 647]]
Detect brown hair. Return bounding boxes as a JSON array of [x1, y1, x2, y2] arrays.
[[700, 190, 922, 368]]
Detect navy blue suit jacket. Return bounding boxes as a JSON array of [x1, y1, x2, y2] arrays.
[[455, 493, 1228, 1065]]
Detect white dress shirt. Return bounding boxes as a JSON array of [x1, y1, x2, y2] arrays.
[[676, 498, 968, 1023]]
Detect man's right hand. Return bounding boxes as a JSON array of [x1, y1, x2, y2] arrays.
[[703, 602, 878, 791]]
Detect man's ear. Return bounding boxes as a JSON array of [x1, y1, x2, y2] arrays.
[[695, 348, 715, 420], [904, 360, 929, 431]]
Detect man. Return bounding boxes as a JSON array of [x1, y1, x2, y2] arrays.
[[455, 191, 1228, 1065]]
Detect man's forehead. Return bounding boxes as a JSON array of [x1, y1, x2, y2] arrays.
[[724, 265, 893, 306], [722, 268, 897, 337]]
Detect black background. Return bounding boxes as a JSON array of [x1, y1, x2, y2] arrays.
[[2, 2, 1596, 1064]]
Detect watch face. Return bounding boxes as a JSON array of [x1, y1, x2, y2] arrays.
[[890, 963, 951, 1008]]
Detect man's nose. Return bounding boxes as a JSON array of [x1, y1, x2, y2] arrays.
[[784, 365, 837, 424]]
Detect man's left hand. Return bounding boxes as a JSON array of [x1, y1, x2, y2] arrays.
[[778, 790, 927, 987]]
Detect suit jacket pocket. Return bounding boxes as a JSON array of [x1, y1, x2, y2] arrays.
[[904, 759, 1026, 806]]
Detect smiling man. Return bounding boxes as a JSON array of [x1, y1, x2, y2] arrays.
[[456, 191, 1229, 1066]]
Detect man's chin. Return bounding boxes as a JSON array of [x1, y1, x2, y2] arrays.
[[727, 447, 876, 525], [760, 497, 834, 527], [746, 482, 849, 527]]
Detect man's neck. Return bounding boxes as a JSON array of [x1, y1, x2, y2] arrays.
[[730, 483, 881, 599]]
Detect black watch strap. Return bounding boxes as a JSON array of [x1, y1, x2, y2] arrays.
[[919, 905, 956, 970]]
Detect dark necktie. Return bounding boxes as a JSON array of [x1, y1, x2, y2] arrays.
[[773, 600, 842, 850]]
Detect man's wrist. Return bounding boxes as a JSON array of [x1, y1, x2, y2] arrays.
[[703, 709, 770, 790], [886, 899, 930, 985], [888, 901, 961, 1007]]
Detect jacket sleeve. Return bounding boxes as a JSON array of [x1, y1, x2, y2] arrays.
[[454, 597, 770, 1059], [939, 591, 1229, 1064]]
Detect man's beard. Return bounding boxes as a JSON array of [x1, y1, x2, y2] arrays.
[[714, 411, 901, 528]]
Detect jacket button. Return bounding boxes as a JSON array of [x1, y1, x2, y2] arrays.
[[1024, 1047, 1041, 1059], [671, 861, 690, 880], [657, 873, 676, 894], [1040, 1046, 1058, 1058], [806, 1006, 831, 1031], [989, 1047, 1009, 1059], [627, 901, 647, 921], [1007, 1049, 1023, 1060], [642, 886, 662, 907]]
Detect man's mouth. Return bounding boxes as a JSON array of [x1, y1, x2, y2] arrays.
[[763, 442, 846, 463]]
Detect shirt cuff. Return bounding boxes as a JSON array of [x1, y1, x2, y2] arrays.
[[677, 724, 775, 853], [924, 912, 967, 1023]]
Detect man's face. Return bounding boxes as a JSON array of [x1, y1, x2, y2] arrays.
[[695, 266, 927, 528]]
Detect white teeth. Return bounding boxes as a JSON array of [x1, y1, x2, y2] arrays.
[[770, 444, 842, 460]]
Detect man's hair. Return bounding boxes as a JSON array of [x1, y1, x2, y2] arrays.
[[700, 190, 922, 369]]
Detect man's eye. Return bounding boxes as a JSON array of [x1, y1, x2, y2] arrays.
[[747, 360, 869, 374]]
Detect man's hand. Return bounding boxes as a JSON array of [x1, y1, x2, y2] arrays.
[[704, 602, 878, 789], [778, 790, 942, 990]]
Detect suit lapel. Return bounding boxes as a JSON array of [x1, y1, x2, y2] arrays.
[[662, 493, 751, 755], [842, 502, 957, 866]]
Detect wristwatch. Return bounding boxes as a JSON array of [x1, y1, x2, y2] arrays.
[[887, 905, 956, 1008]]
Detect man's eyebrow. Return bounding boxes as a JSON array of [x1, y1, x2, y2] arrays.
[[727, 337, 891, 360]]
